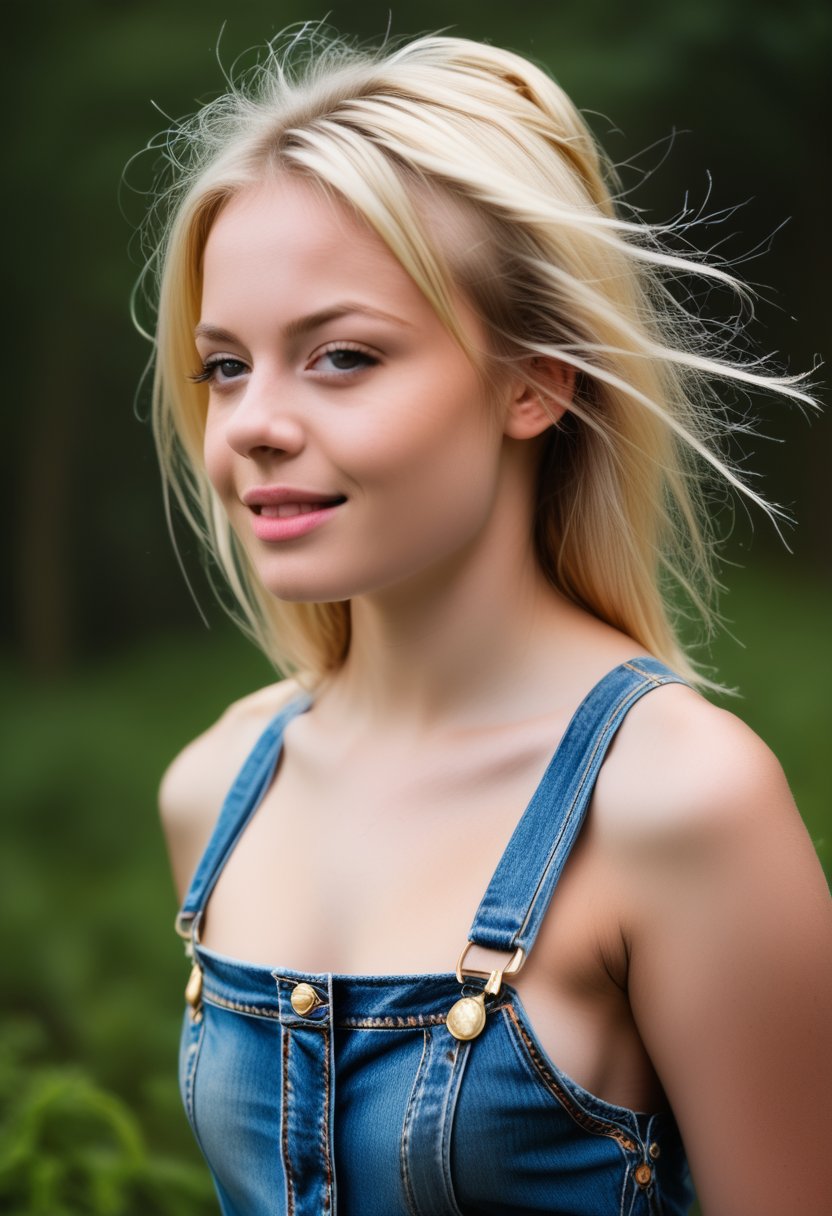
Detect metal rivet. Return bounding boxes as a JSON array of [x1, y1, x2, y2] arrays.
[[649, 1141, 661, 1160], [446, 968, 504, 1041], [290, 982, 322, 1016], [446, 993, 487, 1040], [634, 1163, 653, 1187]]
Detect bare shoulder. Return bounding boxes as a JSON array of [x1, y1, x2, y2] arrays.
[[158, 675, 306, 902], [593, 679, 806, 856]]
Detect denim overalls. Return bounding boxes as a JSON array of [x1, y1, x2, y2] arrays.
[[176, 657, 695, 1215]]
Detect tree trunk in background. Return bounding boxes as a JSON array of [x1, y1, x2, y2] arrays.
[[17, 326, 78, 676]]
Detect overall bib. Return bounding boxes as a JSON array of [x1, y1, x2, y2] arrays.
[[176, 656, 695, 1215]]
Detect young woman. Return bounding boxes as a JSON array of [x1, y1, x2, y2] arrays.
[[143, 28, 832, 1216]]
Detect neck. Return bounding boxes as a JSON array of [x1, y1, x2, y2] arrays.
[[313, 492, 599, 737]]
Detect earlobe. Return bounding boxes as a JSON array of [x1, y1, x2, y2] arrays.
[[503, 358, 574, 440]]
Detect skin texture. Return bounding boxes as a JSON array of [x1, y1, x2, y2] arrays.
[[162, 175, 832, 1214]]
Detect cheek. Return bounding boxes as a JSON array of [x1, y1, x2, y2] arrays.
[[349, 382, 500, 547], [202, 414, 230, 495], [350, 362, 497, 483], [403, 398, 496, 495]]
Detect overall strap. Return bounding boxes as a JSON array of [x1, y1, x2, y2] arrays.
[[175, 690, 314, 940], [466, 657, 688, 960]]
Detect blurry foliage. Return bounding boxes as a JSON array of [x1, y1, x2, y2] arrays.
[[0, 1022, 213, 1215]]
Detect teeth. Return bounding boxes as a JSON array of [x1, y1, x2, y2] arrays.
[[259, 502, 330, 518]]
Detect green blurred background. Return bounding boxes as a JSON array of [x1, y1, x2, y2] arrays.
[[3, 1, 830, 1211]]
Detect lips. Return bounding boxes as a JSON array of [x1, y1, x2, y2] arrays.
[[245, 494, 347, 542], [258, 501, 343, 518], [241, 486, 348, 515]]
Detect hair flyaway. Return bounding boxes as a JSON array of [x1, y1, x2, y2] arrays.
[[135, 24, 818, 691]]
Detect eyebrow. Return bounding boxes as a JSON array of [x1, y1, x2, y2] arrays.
[[194, 303, 412, 344]]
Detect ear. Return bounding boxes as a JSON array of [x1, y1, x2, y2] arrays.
[[503, 357, 574, 440]]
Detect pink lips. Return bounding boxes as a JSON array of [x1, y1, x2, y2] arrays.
[[242, 485, 347, 542]]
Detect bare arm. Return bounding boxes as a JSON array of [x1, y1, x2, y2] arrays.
[[610, 701, 832, 1215]]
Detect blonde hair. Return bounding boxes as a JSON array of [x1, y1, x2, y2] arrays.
[[137, 26, 815, 691]]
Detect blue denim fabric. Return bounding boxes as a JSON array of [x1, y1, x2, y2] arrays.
[[177, 657, 696, 1215]]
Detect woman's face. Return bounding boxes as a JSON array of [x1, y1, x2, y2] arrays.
[[198, 175, 514, 605]]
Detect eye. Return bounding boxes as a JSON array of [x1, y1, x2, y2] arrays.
[[188, 357, 248, 385], [308, 344, 379, 375]]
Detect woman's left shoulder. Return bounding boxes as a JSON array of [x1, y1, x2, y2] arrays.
[[594, 677, 801, 852]]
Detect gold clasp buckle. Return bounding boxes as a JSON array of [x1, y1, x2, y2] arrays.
[[175, 912, 196, 960], [454, 939, 525, 985], [445, 941, 526, 1042]]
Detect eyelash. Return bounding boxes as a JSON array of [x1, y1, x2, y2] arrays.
[[309, 343, 380, 374], [188, 343, 380, 386], [188, 357, 247, 385]]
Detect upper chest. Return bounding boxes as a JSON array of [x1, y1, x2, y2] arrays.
[[195, 704, 668, 1111], [200, 707, 627, 987]]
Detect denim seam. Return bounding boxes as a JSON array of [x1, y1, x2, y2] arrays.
[[622, 661, 664, 686], [400, 1028, 431, 1216], [321, 1025, 333, 1214], [336, 1002, 511, 1030], [202, 989, 281, 1019], [439, 1038, 466, 1216], [623, 1152, 656, 1216], [501, 1005, 639, 1151], [338, 1013, 447, 1028], [514, 678, 653, 947], [281, 1028, 296, 1216], [183, 1015, 206, 1145]]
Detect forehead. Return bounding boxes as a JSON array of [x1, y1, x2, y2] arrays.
[[202, 177, 420, 311], [199, 175, 490, 358]]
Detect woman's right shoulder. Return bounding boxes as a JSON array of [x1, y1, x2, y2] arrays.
[[158, 674, 305, 902]]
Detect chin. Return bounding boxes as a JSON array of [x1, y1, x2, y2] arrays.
[[251, 549, 445, 605], [269, 586, 352, 606], [253, 563, 360, 605], [258, 577, 350, 605], [239, 541, 352, 603]]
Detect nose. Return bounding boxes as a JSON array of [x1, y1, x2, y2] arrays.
[[222, 371, 306, 460]]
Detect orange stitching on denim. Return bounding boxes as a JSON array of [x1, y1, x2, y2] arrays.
[[503, 1006, 637, 1151], [337, 1012, 448, 1028], [202, 989, 281, 1019], [321, 1026, 332, 1212], [281, 1029, 295, 1216], [337, 1001, 511, 1030]]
